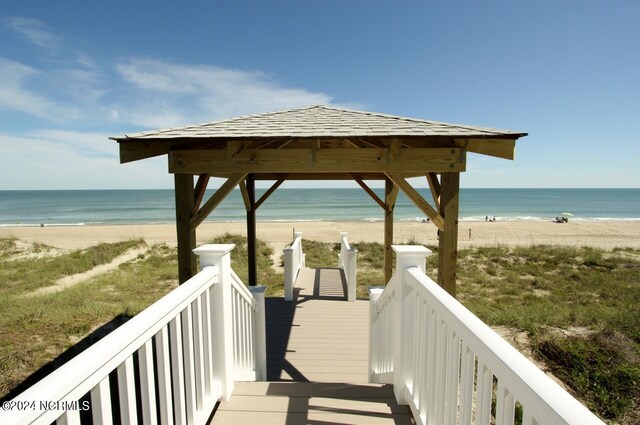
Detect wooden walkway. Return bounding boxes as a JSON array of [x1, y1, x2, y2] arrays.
[[211, 268, 413, 424]]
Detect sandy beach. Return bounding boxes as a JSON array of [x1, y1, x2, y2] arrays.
[[1, 220, 639, 251]]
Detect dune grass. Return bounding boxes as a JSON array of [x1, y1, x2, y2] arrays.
[[0, 241, 177, 399]]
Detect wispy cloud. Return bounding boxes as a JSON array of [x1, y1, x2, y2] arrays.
[[0, 57, 81, 120], [5, 17, 60, 49], [0, 132, 170, 189], [113, 58, 332, 127]]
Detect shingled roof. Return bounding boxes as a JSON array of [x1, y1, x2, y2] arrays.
[[112, 105, 526, 140]]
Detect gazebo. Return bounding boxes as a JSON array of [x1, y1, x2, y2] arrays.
[[111, 105, 527, 296]]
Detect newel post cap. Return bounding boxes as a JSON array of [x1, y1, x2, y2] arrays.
[[193, 244, 235, 268]]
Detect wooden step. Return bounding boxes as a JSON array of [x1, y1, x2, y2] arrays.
[[209, 382, 413, 425]]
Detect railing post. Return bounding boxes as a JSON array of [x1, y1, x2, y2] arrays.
[[294, 231, 304, 267], [392, 245, 432, 405], [368, 287, 384, 382], [283, 247, 294, 301], [248, 286, 267, 381], [193, 244, 235, 401], [346, 248, 357, 301]]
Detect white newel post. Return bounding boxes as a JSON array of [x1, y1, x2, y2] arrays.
[[340, 232, 358, 301], [294, 231, 304, 267], [392, 245, 431, 405], [194, 244, 235, 401], [248, 286, 267, 381], [283, 247, 294, 301], [368, 286, 384, 383]]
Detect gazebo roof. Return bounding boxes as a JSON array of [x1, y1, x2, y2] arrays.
[[113, 105, 526, 140]]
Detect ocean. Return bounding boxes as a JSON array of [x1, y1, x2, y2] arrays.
[[0, 189, 638, 227]]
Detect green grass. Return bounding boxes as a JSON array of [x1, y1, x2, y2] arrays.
[[0, 243, 178, 398], [0, 239, 144, 295], [209, 233, 284, 297]]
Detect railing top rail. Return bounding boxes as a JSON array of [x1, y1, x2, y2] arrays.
[[3, 266, 219, 424], [405, 268, 604, 425], [230, 269, 257, 308], [340, 232, 356, 252], [284, 233, 303, 251]]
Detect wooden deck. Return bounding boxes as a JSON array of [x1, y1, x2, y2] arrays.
[[211, 268, 413, 424]]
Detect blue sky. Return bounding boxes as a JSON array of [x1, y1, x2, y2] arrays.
[[1, 1, 638, 189]]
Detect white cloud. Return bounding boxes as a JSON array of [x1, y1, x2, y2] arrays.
[[5, 17, 60, 49], [0, 132, 170, 189], [28, 129, 116, 157], [0, 57, 82, 120], [113, 58, 332, 127]]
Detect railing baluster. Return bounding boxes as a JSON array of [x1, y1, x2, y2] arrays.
[[139, 339, 158, 424], [445, 330, 460, 425], [476, 361, 493, 425], [91, 377, 112, 425], [155, 326, 173, 425], [522, 409, 537, 425], [434, 318, 447, 425], [417, 297, 427, 421], [117, 356, 137, 425], [496, 380, 515, 425], [202, 288, 213, 398], [56, 410, 81, 425], [169, 316, 187, 425], [181, 306, 197, 424], [459, 344, 474, 425], [426, 308, 437, 425], [193, 294, 205, 410]]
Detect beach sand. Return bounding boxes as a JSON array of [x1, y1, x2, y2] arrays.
[[1, 220, 639, 250]]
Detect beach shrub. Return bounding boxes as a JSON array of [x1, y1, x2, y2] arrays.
[[534, 330, 640, 420]]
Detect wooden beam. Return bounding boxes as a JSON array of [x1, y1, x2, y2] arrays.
[[246, 174, 257, 286], [169, 147, 465, 174], [254, 174, 288, 210], [384, 178, 396, 284], [239, 180, 252, 211], [455, 138, 516, 160], [175, 174, 196, 284], [385, 173, 444, 230], [352, 174, 385, 210], [190, 173, 247, 230], [119, 141, 172, 163], [194, 174, 210, 211], [438, 172, 460, 297], [426, 172, 441, 211]]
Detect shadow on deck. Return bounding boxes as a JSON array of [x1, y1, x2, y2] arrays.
[[265, 268, 369, 383]]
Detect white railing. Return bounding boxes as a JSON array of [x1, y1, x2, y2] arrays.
[[1, 244, 266, 425], [338, 232, 357, 301], [369, 245, 605, 425], [283, 231, 305, 301]]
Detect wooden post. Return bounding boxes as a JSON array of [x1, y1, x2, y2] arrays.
[[438, 172, 460, 296], [246, 174, 257, 286], [384, 178, 397, 284], [175, 174, 196, 284]]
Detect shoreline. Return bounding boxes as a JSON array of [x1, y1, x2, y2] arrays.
[[1, 220, 639, 250]]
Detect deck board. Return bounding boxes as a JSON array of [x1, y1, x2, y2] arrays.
[[265, 267, 370, 383]]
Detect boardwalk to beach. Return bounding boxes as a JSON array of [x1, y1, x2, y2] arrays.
[[210, 267, 413, 424]]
